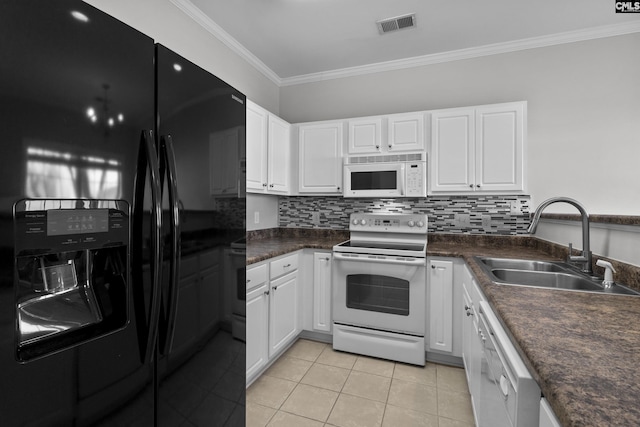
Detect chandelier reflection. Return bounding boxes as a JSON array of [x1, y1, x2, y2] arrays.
[[86, 83, 124, 135]]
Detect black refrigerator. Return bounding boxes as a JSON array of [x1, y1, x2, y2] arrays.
[[0, 1, 246, 426]]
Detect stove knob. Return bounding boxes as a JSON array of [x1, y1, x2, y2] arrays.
[[352, 218, 360, 225], [360, 219, 367, 226], [416, 221, 425, 228], [407, 220, 415, 227]]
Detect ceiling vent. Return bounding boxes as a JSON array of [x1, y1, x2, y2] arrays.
[[376, 13, 416, 35]]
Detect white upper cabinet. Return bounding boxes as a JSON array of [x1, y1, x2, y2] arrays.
[[267, 114, 292, 194], [246, 100, 269, 192], [348, 117, 382, 154], [347, 112, 425, 155], [387, 112, 425, 152], [430, 101, 526, 194], [246, 100, 291, 195], [430, 108, 475, 192], [475, 102, 526, 192], [298, 121, 343, 194]]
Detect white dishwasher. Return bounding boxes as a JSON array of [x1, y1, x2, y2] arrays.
[[477, 301, 540, 427]]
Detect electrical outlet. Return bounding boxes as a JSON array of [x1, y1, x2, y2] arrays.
[[311, 212, 320, 225], [510, 200, 520, 214], [254, 211, 260, 224]]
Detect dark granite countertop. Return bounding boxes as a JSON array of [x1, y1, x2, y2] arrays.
[[248, 229, 640, 427], [428, 235, 640, 427], [247, 228, 348, 264]]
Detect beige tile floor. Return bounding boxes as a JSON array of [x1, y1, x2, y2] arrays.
[[247, 339, 475, 427]]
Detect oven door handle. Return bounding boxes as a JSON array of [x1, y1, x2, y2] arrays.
[[332, 252, 426, 266]]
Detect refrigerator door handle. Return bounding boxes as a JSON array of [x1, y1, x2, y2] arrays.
[[133, 130, 163, 364], [159, 135, 180, 356]]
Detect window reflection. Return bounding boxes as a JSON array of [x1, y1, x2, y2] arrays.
[[26, 146, 122, 199]]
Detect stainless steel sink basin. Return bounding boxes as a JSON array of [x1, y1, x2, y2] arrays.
[[475, 257, 639, 296], [478, 258, 567, 273]]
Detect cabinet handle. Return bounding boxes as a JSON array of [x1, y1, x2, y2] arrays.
[[431, 264, 436, 269], [388, 144, 392, 149], [247, 279, 251, 284], [272, 285, 277, 291], [476, 184, 481, 188], [375, 145, 380, 149], [283, 263, 291, 268], [262, 183, 267, 187], [337, 187, 341, 191], [469, 184, 474, 188], [324, 257, 330, 261], [264, 290, 270, 296], [269, 184, 274, 188]]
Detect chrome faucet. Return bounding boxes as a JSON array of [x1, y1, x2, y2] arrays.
[[527, 197, 592, 274]]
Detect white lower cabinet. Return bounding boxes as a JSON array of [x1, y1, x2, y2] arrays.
[[428, 259, 454, 352], [246, 264, 269, 381], [427, 257, 463, 359], [312, 252, 332, 332], [269, 269, 299, 357], [246, 252, 301, 385], [461, 265, 483, 426]]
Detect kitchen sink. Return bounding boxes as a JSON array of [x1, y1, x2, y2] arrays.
[[478, 257, 567, 273], [475, 257, 640, 296]]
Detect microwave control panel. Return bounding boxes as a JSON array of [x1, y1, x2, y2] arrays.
[[404, 162, 425, 197]]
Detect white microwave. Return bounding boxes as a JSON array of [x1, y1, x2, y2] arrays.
[[343, 153, 427, 198]]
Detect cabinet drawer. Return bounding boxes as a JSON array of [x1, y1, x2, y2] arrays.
[[247, 263, 268, 292], [270, 254, 298, 280]]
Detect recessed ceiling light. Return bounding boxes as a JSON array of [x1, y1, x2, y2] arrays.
[[71, 10, 90, 23], [173, 63, 182, 72]]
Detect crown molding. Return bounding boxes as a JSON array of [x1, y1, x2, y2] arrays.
[[169, 0, 282, 86], [170, 0, 640, 88], [280, 22, 640, 86]]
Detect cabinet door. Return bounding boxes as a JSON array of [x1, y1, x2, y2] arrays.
[[246, 282, 269, 382], [430, 108, 475, 193], [246, 100, 269, 192], [428, 259, 454, 353], [267, 114, 291, 194], [475, 102, 525, 192], [269, 271, 299, 358], [298, 122, 344, 194], [312, 253, 332, 332], [387, 112, 425, 152], [348, 118, 381, 154]]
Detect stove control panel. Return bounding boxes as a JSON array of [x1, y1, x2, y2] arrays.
[[349, 213, 427, 233]]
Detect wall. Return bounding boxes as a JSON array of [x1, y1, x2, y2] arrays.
[[279, 33, 640, 216], [247, 194, 279, 231], [535, 219, 640, 267], [84, 0, 280, 112]]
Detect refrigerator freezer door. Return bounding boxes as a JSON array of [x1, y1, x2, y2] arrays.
[[0, 0, 155, 425]]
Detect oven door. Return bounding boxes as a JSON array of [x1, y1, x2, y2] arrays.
[[332, 252, 425, 335], [343, 163, 405, 198]]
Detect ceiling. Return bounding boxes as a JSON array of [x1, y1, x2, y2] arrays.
[[178, 0, 640, 85]]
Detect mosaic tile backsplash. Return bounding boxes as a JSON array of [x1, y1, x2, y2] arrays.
[[279, 195, 531, 235]]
